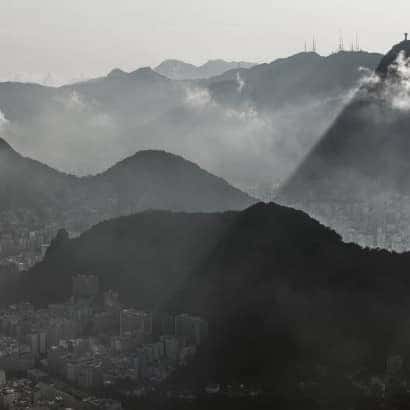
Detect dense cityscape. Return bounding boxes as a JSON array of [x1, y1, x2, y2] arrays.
[[285, 192, 410, 252], [0, 274, 208, 409], [0, 204, 121, 273]]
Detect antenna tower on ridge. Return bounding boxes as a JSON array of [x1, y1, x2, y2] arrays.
[[338, 31, 344, 52], [312, 36, 317, 53], [355, 33, 360, 51]]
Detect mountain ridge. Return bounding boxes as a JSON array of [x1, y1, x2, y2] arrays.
[[0, 138, 255, 218], [0, 50, 383, 194], [155, 59, 256, 80]]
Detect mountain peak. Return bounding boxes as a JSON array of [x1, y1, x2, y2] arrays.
[[157, 59, 194, 66], [203, 59, 227, 65], [155, 59, 255, 80], [107, 68, 128, 79], [98, 149, 255, 212], [128, 67, 167, 81], [105, 150, 207, 174], [376, 38, 410, 77]]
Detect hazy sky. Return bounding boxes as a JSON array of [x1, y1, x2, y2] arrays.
[[0, 0, 409, 83]]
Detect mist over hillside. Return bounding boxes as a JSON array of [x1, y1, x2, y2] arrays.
[[0, 51, 381, 198], [0, 138, 254, 227], [280, 39, 410, 251]]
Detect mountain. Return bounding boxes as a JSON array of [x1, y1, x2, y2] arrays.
[[154, 60, 199, 80], [155, 59, 255, 80], [0, 138, 254, 222], [279, 40, 410, 249], [0, 137, 78, 214], [19, 202, 410, 396], [0, 51, 382, 196], [280, 42, 410, 199], [376, 38, 410, 76], [94, 150, 254, 213], [207, 51, 383, 109]]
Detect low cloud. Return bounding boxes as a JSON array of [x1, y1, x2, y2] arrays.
[[0, 110, 9, 139], [0, 70, 365, 199], [385, 51, 410, 111], [183, 86, 212, 109], [56, 91, 88, 112], [178, 82, 353, 196], [236, 73, 245, 93], [0, 110, 8, 130], [358, 52, 410, 112]]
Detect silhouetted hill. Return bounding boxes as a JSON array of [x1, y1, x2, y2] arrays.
[[20, 203, 410, 388], [22, 211, 237, 307], [96, 150, 255, 213], [0, 140, 254, 219]]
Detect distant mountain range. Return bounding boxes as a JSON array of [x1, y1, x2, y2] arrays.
[[207, 51, 382, 108], [20, 202, 410, 395], [155, 59, 256, 80], [0, 51, 382, 196], [0, 137, 254, 223]]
